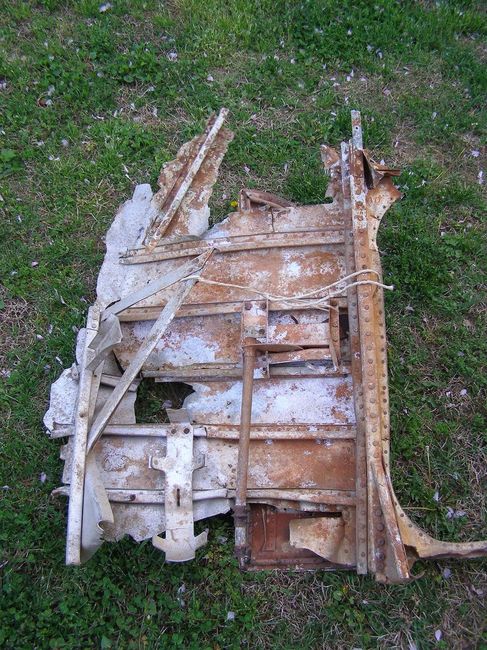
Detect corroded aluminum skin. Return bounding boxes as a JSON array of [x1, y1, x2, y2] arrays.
[[45, 110, 487, 582]]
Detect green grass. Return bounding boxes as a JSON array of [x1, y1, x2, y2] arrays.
[[1, 1, 486, 648]]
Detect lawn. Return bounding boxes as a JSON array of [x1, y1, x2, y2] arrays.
[[0, 1, 486, 648]]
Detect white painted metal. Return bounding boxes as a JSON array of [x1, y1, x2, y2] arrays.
[[150, 425, 208, 561], [66, 306, 100, 565], [86, 271, 205, 452], [102, 250, 212, 318]]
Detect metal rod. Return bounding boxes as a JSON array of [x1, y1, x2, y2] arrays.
[[234, 337, 257, 564]]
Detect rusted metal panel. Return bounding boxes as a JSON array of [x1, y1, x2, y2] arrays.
[[45, 109, 487, 582]]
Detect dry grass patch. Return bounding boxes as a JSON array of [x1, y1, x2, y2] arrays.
[[0, 286, 36, 379]]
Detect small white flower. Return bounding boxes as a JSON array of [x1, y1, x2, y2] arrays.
[[226, 611, 235, 621], [470, 149, 480, 157], [206, 74, 214, 82], [99, 2, 112, 12]]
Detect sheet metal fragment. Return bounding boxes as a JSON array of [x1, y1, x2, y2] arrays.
[[45, 108, 487, 582]]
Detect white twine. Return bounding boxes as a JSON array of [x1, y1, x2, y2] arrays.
[[182, 268, 393, 312]]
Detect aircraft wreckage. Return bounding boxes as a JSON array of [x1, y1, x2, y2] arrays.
[[45, 109, 487, 582]]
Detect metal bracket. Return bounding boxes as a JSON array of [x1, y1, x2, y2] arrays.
[[149, 425, 207, 562]]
